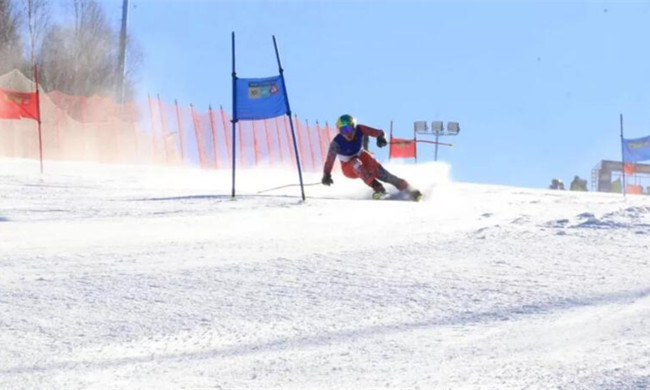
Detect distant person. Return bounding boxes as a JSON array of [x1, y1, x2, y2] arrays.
[[570, 176, 588, 191], [321, 114, 422, 201], [549, 178, 565, 190]]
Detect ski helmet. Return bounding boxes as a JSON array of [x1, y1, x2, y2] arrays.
[[336, 114, 357, 134]]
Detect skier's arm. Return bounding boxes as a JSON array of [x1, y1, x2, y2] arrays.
[[358, 124, 388, 148], [357, 124, 385, 138], [322, 141, 339, 175]]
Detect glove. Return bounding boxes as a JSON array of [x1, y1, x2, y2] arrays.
[[321, 173, 333, 186], [376, 133, 388, 148]]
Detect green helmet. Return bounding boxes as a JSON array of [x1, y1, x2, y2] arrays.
[[336, 114, 357, 133]]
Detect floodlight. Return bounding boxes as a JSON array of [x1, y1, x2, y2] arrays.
[[432, 121, 444, 134], [414, 121, 428, 133], [447, 122, 460, 135]]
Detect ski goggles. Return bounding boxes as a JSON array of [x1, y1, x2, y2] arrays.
[[339, 125, 355, 135]]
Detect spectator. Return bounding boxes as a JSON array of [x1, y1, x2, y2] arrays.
[[549, 178, 565, 190], [570, 176, 588, 191]]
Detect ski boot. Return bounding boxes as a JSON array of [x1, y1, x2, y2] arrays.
[[408, 189, 423, 201], [371, 180, 388, 200], [372, 190, 389, 200]]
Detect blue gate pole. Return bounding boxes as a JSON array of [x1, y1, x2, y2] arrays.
[[273, 35, 305, 201], [231, 32, 238, 199]]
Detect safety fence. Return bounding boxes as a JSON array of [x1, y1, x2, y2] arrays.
[[0, 70, 334, 172], [149, 96, 335, 172]]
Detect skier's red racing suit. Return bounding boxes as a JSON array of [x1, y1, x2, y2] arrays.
[[322, 124, 408, 191]]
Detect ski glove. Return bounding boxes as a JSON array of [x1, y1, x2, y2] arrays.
[[376, 134, 388, 148], [321, 173, 333, 186]]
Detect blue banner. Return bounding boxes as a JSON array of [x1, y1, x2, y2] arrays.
[[234, 76, 288, 120], [622, 135, 650, 162]]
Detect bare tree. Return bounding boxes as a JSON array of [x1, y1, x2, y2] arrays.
[[21, 0, 49, 69], [39, 0, 140, 98], [122, 33, 142, 101], [39, 25, 75, 91], [0, 0, 24, 75]]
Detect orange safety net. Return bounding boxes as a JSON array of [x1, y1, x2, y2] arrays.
[[626, 184, 643, 195], [186, 104, 333, 172], [0, 70, 336, 172]]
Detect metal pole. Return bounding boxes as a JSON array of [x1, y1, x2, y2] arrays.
[[117, 0, 129, 103], [273, 35, 305, 201], [413, 120, 417, 164], [434, 133, 440, 161], [389, 120, 393, 162], [231, 32, 238, 199], [620, 113, 626, 197], [34, 65, 44, 173]]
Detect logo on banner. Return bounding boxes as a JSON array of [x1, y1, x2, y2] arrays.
[[628, 139, 650, 150], [248, 81, 279, 99], [393, 139, 412, 148], [4, 91, 32, 106]]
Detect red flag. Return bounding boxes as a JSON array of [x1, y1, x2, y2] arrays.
[[623, 163, 636, 175], [389, 137, 416, 159], [0, 88, 40, 120]]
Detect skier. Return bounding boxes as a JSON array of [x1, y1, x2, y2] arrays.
[[320, 114, 422, 200]]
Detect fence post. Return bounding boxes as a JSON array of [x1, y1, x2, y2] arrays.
[[284, 115, 295, 167], [209, 105, 219, 169], [263, 119, 274, 165], [190, 104, 205, 168], [157, 94, 170, 164], [220, 106, 232, 165], [275, 116, 285, 164], [252, 120, 260, 166], [174, 99, 186, 164], [315, 120, 325, 167]]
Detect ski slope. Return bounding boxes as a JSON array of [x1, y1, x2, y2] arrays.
[[1, 158, 650, 389]]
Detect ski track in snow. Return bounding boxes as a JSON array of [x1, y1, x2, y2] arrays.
[[1, 159, 650, 389]]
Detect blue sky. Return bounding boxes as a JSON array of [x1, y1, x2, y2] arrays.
[[98, 0, 650, 188]]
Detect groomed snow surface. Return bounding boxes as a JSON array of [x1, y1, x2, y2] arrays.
[[1, 158, 650, 389]]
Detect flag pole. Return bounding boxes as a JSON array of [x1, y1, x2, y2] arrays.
[[34, 65, 43, 173], [413, 120, 418, 164], [273, 35, 305, 201], [620, 113, 626, 197], [231, 32, 238, 199], [389, 120, 393, 163]]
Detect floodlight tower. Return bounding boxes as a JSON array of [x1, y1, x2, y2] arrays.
[[116, 0, 129, 103], [431, 121, 460, 161], [413, 120, 460, 161]]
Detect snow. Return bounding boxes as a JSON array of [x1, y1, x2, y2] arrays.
[[1, 158, 650, 389]]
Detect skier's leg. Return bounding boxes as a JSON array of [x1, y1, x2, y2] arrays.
[[344, 154, 385, 192], [357, 151, 409, 190], [375, 162, 422, 199], [340, 160, 360, 179], [376, 165, 422, 200], [375, 163, 409, 191], [358, 151, 417, 196]]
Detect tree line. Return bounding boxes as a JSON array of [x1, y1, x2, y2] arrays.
[[0, 0, 141, 101]]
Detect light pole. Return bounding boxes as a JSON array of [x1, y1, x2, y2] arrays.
[[414, 120, 460, 161], [116, 0, 129, 103], [431, 121, 460, 161]]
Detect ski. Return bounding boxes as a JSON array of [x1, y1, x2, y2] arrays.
[[371, 189, 422, 202]]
